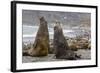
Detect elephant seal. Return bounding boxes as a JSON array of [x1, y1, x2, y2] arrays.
[[53, 21, 81, 60], [24, 17, 50, 57]]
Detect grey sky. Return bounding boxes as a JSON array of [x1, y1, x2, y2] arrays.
[[22, 10, 91, 28]]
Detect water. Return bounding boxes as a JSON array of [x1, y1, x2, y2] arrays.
[[23, 25, 54, 44], [23, 25, 87, 44]]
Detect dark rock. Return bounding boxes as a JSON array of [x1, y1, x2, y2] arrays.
[[23, 49, 31, 56]]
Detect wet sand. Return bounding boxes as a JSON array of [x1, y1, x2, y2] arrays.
[[22, 49, 91, 63]]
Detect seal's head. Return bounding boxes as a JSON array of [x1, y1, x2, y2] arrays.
[[40, 17, 45, 22], [54, 20, 62, 31]]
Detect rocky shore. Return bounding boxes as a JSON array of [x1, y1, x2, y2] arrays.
[[22, 34, 91, 63], [22, 17, 91, 63]]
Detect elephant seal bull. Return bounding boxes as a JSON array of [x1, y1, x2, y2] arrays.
[[53, 21, 81, 60], [23, 17, 50, 57]]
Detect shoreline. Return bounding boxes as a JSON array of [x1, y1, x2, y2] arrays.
[[22, 49, 91, 63]]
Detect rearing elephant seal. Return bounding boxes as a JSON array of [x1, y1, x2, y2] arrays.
[[53, 21, 80, 60], [25, 17, 50, 57]]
